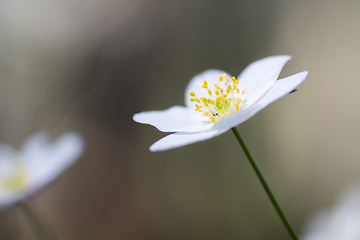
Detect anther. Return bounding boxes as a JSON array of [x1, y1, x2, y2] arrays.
[[226, 85, 231, 94], [202, 81, 208, 88]]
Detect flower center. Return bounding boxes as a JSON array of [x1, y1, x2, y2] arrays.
[[189, 73, 245, 123], [0, 161, 27, 191]]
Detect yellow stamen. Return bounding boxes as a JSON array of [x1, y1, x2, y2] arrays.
[[1, 162, 27, 190], [226, 85, 231, 94], [190, 73, 245, 123], [202, 81, 208, 88], [222, 73, 230, 82], [195, 105, 202, 112]]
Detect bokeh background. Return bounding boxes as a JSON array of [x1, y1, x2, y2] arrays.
[[0, 0, 359, 239]]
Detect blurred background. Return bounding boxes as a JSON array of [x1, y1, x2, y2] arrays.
[[0, 0, 359, 239]]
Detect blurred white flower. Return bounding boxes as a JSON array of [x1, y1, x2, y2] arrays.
[[302, 183, 360, 240], [133, 55, 308, 151], [0, 132, 84, 210]]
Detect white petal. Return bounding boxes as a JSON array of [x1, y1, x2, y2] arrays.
[[254, 71, 309, 108], [46, 132, 84, 171], [0, 144, 14, 165], [238, 55, 291, 107], [213, 71, 308, 131], [184, 69, 230, 108], [0, 145, 26, 210], [150, 130, 227, 152], [27, 132, 84, 192], [0, 145, 17, 180], [20, 132, 50, 161], [133, 106, 213, 133]]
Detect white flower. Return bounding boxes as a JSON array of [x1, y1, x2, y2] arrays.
[[302, 183, 360, 240], [133, 55, 308, 151], [0, 132, 84, 210]]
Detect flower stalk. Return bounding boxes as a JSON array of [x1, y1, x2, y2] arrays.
[[20, 201, 59, 240], [231, 127, 298, 240]]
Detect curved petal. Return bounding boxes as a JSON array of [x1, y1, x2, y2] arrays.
[[28, 132, 84, 192], [255, 71, 309, 108], [238, 55, 291, 108], [213, 71, 309, 131], [150, 130, 227, 152], [20, 132, 50, 161], [0, 144, 14, 165], [184, 70, 230, 108], [133, 106, 213, 133], [45, 132, 84, 171]]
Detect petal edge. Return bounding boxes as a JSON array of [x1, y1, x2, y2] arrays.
[[150, 130, 226, 152], [238, 55, 292, 107]]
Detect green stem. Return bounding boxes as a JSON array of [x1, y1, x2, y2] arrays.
[[20, 202, 59, 240], [231, 127, 298, 240]]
